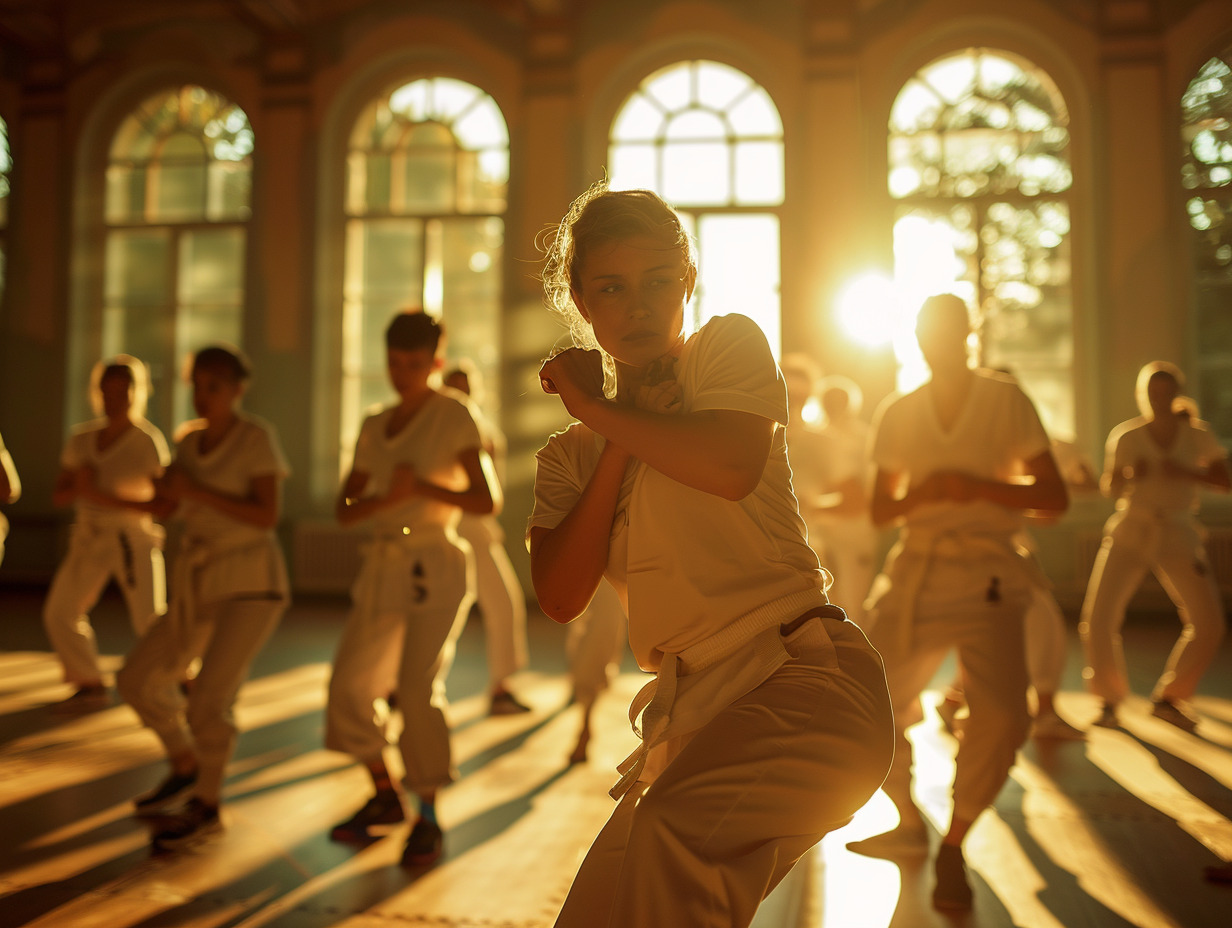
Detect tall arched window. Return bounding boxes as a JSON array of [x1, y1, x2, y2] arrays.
[[1, 115, 9, 310], [608, 59, 784, 353], [104, 85, 253, 430], [889, 49, 1074, 437], [343, 76, 507, 463], [1182, 53, 1232, 437]]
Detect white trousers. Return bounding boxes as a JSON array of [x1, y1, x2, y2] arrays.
[[813, 517, 877, 628], [457, 518, 528, 688], [554, 616, 892, 928], [866, 556, 1032, 825], [1080, 516, 1226, 705], [566, 580, 627, 707], [116, 596, 285, 805], [44, 521, 166, 684], [325, 537, 473, 793]]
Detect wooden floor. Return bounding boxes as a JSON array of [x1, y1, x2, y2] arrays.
[[1, 584, 1231, 928]]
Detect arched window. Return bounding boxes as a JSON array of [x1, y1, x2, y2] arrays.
[[608, 59, 784, 353], [889, 49, 1074, 437], [1182, 53, 1232, 437], [104, 85, 253, 430], [343, 76, 507, 464], [0, 115, 9, 310]]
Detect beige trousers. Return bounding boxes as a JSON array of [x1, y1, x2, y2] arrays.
[[554, 616, 892, 928]]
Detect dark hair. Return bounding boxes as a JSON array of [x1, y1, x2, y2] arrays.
[[385, 309, 445, 354], [542, 182, 696, 350], [89, 354, 150, 417], [191, 344, 252, 383]]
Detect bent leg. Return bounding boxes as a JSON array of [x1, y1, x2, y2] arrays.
[[1080, 539, 1148, 706]]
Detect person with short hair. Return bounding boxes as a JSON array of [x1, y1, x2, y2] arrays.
[[43, 356, 169, 710], [531, 182, 893, 928], [117, 344, 290, 851], [847, 293, 1068, 911], [1080, 361, 1229, 732], [326, 310, 499, 867]]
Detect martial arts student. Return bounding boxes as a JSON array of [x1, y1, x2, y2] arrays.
[[43, 356, 169, 709], [327, 310, 498, 867], [1080, 361, 1229, 732], [564, 577, 626, 765], [780, 353, 830, 570], [0, 429, 19, 566], [116, 345, 290, 850], [530, 183, 894, 928], [847, 293, 1068, 911], [813, 375, 878, 627], [442, 362, 531, 715]]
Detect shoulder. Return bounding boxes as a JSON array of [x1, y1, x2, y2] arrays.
[[135, 418, 169, 445], [1107, 417, 1147, 445], [689, 313, 770, 353], [68, 419, 106, 440]]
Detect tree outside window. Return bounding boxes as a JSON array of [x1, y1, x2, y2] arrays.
[[1183, 54, 1232, 437], [342, 76, 507, 469], [889, 48, 1074, 439], [608, 59, 784, 355], [103, 85, 253, 431]]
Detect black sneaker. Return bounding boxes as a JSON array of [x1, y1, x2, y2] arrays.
[[134, 770, 199, 816], [152, 798, 221, 850], [330, 790, 405, 842], [932, 844, 973, 911], [401, 818, 443, 866]]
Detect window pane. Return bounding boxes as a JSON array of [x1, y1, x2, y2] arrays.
[[644, 65, 692, 112], [609, 144, 658, 191], [696, 61, 751, 111], [734, 141, 784, 204], [178, 228, 244, 307], [439, 216, 504, 398], [694, 213, 780, 355], [665, 110, 726, 142], [105, 229, 172, 307], [727, 90, 782, 136], [399, 148, 455, 214], [207, 160, 252, 220], [664, 142, 730, 204], [612, 95, 664, 142], [452, 102, 509, 150]]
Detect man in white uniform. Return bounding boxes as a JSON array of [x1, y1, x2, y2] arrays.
[[327, 311, 499, 867], [848, 294, 1068, 911]]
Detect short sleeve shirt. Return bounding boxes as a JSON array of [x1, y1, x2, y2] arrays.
[[62, 418, 170, 524], [351, 391, 483, 535], [530, 314, 824, 670], [176, 413, 289, 548], [1108, 417, 1227, 514], [870, 369, 1052, 538]]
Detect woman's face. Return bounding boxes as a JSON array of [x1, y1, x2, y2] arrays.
[[99, 372, 134, 419], [570, 234, 695, 370]]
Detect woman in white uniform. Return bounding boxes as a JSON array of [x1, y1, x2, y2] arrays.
[[1081, 361, 1229, 732], [117, 345, 290, 851], [43, 356, 169, 709], [530, 184, 893, 928]]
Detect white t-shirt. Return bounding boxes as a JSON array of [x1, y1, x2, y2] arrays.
[[351, 391, 483, 536], [62, 418, 169, 526], [530, 314, 825, 671], [870, 369, 1051, 540], [175, 413, 289, 549], [1107, 417, 1226, 514]]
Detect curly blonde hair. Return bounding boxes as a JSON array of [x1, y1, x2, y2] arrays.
[[541, 181, 697, 352]]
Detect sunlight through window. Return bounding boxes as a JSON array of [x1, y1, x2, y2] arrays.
[[609, 60, 784, 354], [342, 77, 507, 472], [103, 86, 252, 432], [1182, 53, 1232, 438], [889, 49, 1073, 436]]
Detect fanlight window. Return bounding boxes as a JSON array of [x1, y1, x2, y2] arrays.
[[103, 85, 253, 430], [1182, 54, 1232, 436], [889, 49, 1074, 438], [609, 60, 784, 354], [342, 77, 508, 467]]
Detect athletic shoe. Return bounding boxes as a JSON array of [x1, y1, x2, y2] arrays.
[[329, 790, 405, 841], [846, 825, 930, 859], [1032, 711, 1086, 741], [489, 690, 532, 716], [152, 798, 222, 850], [52, 685, 110, 714], [134, 770, 199, 815], [1151, 698, 1199, 733], [401, 818, 443, 866], [1092, 702, 1119, 728], [932, 844, 973, 911]]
